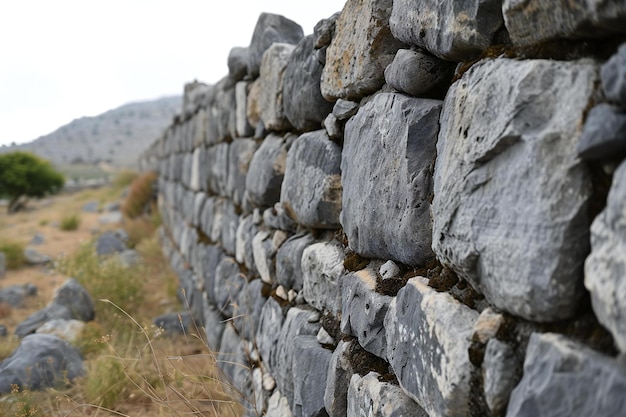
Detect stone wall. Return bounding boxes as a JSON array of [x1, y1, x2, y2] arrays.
[[140, 2, 626, 416]]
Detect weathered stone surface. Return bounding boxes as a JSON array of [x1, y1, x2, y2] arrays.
[[221, 200, 239, 256], [341, 268, 393, 358], [206, 143, 230, 197], [292, 336, 332, 417], [260, 43, 295, 131], [483, 338, 520, 416], [602, 43, 626, 107], [321, 0, 405, 101], [267, 390, 293, 417], [256, 297, 285, 370], [504, 0, 626, 47], [233, 279, 267, 341], [385, 277, 479, 417], [95, 231, 127, 256], [247, 13, 304, 78], [0, 334, 84, 393], [253, 230, 276, 284], [263, 203, 298, 232], [227, 139, 258, 206], [433, 58, 598, 322], [281, 130, 342, 229], [235, 82, 255, 138], [52, 278, 95, 322], [283, 35, 334, 132], [348, 372, 429, 417], [214, 257, 246, 318], [324, 340, 357, 417], [332, 99, 359, 120], [342, 93, 441, 265], [314, 12, 340, 48], [578, 104, 626, 160], [273, 307, 322, 406], [245, 134, 294, 208], [216, 324, 250, 388], [35, 319, 85, 343], [82, 200, 100, 213], [390, 0, 503, 61], [507, 333, 626, 417], [15, 304, 72, 337], [203, 298, 225, 352], [585, 160, 626, 352], [228, 47, 249, 81], [323, 113, 342, 140], [302, 240, 345, 316], [247, 79, 263, 129], [23, 248, 51, 265], [276, 233, 316, 291], [384, 49, 454, 97]]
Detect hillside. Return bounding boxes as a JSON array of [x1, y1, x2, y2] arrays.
[[1, 96, 180, 169]]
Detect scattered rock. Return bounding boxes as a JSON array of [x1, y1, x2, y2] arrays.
[[0, 283, 38, 307], [35, 319, 86, 343], [153, 311, 194, 336], [0, 334, 84, 393], [95, 231, 128, 256], [24, 248, 51, 265], [29, 232, 45, 245], [98, 211, 123, 225], [82, 200, 100, 213]]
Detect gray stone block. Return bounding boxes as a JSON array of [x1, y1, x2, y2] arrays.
[[385, 277, 478, 417], [253, 230, 276, 284], [348, 372, 428, 417], [577, 104, 626, 160], [507, 333, 626, 417], [255, 297, 285, 370], [267, 390, 293, 417], [281, 130, 342, 229], [483, 339, 521, 417], [273, 307, 322, 406], [245, 133, 294, 208], [302, 240, 345, 316], [283, 35, 334, 132], [504, 0, 626, 47], [341, 268, 393, 359], [384, 48, 454, 97], [433, 58, 598, 322], [192, 192, 206, 227], [216, 323, 250, 389], [324, 340, 357, 417], [276, 233, 316, 291], [263, 203, 298, 232], [199, 244, 226, 304], [206, 143, 230, 197], [203, 296, 225, 352], [314, 12, 340, 48], [214, 257, 246, 318], [233, 279, 267, 341], [228, 47, 249, 82], [585, 159, 626, 352], [342, 93, 441, 265], [332, 99, 359, 120], [321, 0, 404, 101], [236, 215, 259, 275], [390, 0, 503, 61], [602, 43, 626, 107], [260, 43, 295, 132], [292, 336, 332, 417], [221, 200, 239, 257], [236, 82, 255, 137], [247, 13, 304, 78], [227, 138, 258, 206]]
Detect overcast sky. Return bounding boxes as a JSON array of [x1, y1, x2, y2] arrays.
[[0, 1, 343, 146]]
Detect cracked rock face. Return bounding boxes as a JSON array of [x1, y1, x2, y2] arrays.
[[433, 58, 598, 322]]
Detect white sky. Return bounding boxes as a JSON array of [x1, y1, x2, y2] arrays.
[[0, 1, 343, 146]]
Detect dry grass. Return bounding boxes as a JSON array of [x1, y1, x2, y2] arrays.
[[0, 184, 245, 417]]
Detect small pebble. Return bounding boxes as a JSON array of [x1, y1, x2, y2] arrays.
[[317, 327, 335, 345], [262, 373, 276, 391], [380, 260, 401, 280], [288, 289, 297, 303], [275, 285, 288, 301]]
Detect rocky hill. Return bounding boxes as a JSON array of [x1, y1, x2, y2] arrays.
[[1, 96, 181, 169]]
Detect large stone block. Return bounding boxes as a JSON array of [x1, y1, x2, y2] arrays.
[[273, 307, 322, 406], [483, 338, 521, 416], [504, 0, 626, 47], [260, 43, 295, 132], [385, 277, 479, 417], [214, 257, 246, 318], [206, 143, 230, 197], [233, 279, 267, 341], [199, 243, 228, 305], [245, 134, 294, 208], [203, 296, 225, 352], [507, 333, 626, 417], [341, 268, 393, 359], [236, 82, 255, 137], [283, 35, 334, 132], [342, 93, 441, 265], [255, 297, 285, 370], [221, 200, 240, 256], [321, 0, 404, 101], [236, 215, 259, 274], [384, 48, 454, 97], [348, 372, 428, 417], [292, 336, 332, 417], [433, 58, 598, 322], [228, 47, 249, 82], [390, 0, 503, 61], [281, 130, 342, 229], [227, 139, 258, 207], [302, 240, 345, 316], [276, 233, 316, 291], [324, 340, 357, 417], [585, 160, 626, 353], [247, 13, 304, 78]]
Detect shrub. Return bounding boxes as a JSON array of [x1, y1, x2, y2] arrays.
[[0, 239, 25, 269], [122, 171, 157, 219], [59, 213, 81, 231]]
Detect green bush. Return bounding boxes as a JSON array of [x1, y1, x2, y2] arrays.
[[0, 239, 25, 269], [59, 213, 81, 231]]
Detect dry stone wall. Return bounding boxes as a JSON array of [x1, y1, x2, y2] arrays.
[[140, 2, 626, 416]]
